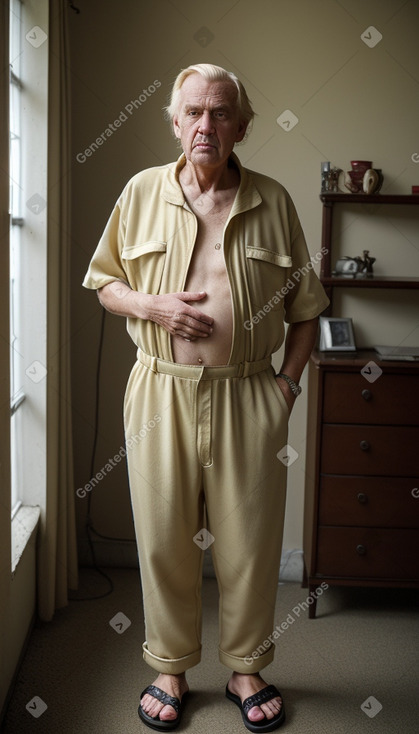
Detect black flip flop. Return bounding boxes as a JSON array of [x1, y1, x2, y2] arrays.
[[138, 685, 189, 731], [226, 684, 285, 732]]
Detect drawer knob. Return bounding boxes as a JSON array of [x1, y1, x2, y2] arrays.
[[356, 544, 367, 556], [360, 440, 370, 451], [357, 492, 368, 504], [361, 389, 372, 401]]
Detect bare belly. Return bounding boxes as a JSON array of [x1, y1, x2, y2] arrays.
[[171, 250, 233, 366]]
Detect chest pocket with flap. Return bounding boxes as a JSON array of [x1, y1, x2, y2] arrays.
[[245, 246, 292, 311], [121, 240, 167, 294]]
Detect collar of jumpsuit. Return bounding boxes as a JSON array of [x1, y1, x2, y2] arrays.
[[162, 151, 262, 216]]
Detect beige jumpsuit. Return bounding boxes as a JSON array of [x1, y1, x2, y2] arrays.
[[83, 153, 329, 674]]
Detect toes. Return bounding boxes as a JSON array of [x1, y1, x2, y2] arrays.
[[149, 702, 161, 718], [141, 695, 162, 718], [247, 706, 266, 722], [140, 694, 151, 712], [260, 697, 282, 719], [249, 698, 282, 722], [159, 705, 178, 721], [140, 695, 177, 721]]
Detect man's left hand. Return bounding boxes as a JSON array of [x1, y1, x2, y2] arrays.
[[275, 377, 296, 414]]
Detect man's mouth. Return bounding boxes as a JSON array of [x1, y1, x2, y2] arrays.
[[194, 140, 216, 149]]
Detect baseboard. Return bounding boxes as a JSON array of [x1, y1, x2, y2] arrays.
[[279, 548, 304, 582], [0, 613, 36, 728], [77, 534, 139, 568], [78, 535, 304, 583], [204, 547, 304, 582]]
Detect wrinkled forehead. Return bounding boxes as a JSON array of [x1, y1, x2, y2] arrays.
[[177, 74, 239, 112]]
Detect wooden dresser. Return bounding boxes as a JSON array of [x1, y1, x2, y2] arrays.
[[303, 350, 419, 617]]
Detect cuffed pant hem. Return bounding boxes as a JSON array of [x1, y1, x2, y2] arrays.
[[142, 642, 201, 674], [219, 644, 275, 673]]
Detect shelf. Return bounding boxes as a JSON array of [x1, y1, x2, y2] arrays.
[[320, 193, 419, 205], [311, 348, 419, 371], [321, 276, 419, 289], [320, 193, 419, 289]]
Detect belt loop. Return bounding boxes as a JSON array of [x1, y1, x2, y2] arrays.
[[237, 362, 244, 378], [149, 355, 158, 373]]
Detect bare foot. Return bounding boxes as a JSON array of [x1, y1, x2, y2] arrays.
[[140, 672, 189, 722], [227, 672, 283, 723]]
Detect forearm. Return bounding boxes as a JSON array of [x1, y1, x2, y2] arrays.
[[279, 317, 319, 382], [97, 281, 153, 319], [97, 282, 213, 339]]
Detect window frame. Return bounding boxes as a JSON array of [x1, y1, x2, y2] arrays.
[[8, 0, 48, 521]]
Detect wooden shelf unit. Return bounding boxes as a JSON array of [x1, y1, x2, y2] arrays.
[[302, 193, 419, 618]]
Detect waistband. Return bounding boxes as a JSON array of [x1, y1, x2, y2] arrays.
[[137, 350, 272, 380]]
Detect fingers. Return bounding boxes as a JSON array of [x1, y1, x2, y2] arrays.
[[174, 293, 214, 328], [170, 300, 214, 337], [173, 311, 213, 337], [148, 292, 214, 338], [176, 290, 207, 303]]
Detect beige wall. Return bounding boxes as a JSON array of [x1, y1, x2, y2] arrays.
[[69, 0, 419, 559]]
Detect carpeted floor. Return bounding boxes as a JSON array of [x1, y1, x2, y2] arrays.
[[2, 568, 419, 733]]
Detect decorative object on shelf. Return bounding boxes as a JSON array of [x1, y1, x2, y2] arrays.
[[319, 316, 356, 352], [332, 250, 376, 278], [332, 256, 359, 277], [343, 171, 359, 193], [364, 168, 383, 194], [344, 160, 383, 194], [358, 249, 376, 276], [321, 161, 330, 192], [345, 160, 371, 193], [328, 167, 342, 193], [363, 169, 378, 194], [363, 169, 377, 194], [321, 161, 342, 193]]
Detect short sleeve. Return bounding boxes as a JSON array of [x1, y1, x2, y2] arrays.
[[82, 202, 128, 290], [283, 200, 330, 323]]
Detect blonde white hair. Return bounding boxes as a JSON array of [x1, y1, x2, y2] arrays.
[[165, 63, 255, 129]]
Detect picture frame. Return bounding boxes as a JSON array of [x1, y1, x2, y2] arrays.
[[319, 316, 356, 352]]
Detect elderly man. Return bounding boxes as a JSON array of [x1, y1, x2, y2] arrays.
[[83, 63, 328, 732]]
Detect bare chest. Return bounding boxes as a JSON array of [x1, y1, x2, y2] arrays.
[[171, 195, 235, 365], [186, 208, 229, 282]]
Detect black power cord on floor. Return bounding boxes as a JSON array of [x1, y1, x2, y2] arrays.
[[70, 306, 136, 601]]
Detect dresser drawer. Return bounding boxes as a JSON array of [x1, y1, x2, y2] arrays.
[[318, 476, 419, 527], [317, 527, 419, 579], [323, 372, 419, 425], [321, 424, 419, 476]]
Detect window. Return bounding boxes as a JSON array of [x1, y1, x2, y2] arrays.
[[9, 0, 24, 516], [8, 0, 48, 523]]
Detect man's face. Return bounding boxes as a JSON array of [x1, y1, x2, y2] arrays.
[[173, 74, 247, 169]]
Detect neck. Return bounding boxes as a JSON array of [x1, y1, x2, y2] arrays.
[[179, 156, 238, 195]]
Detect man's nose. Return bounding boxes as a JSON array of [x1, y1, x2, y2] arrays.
[[198, 110, 214, 134]]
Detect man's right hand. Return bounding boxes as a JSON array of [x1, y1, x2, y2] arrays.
[[145, 291, 214, 340], [98, 283, 214, 341]]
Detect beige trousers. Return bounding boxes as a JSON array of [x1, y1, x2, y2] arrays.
[[123, 351, 289, 675]]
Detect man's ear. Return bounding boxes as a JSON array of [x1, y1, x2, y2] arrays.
[[235, 119, 248, 143], [173, 115, 181, 140]]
